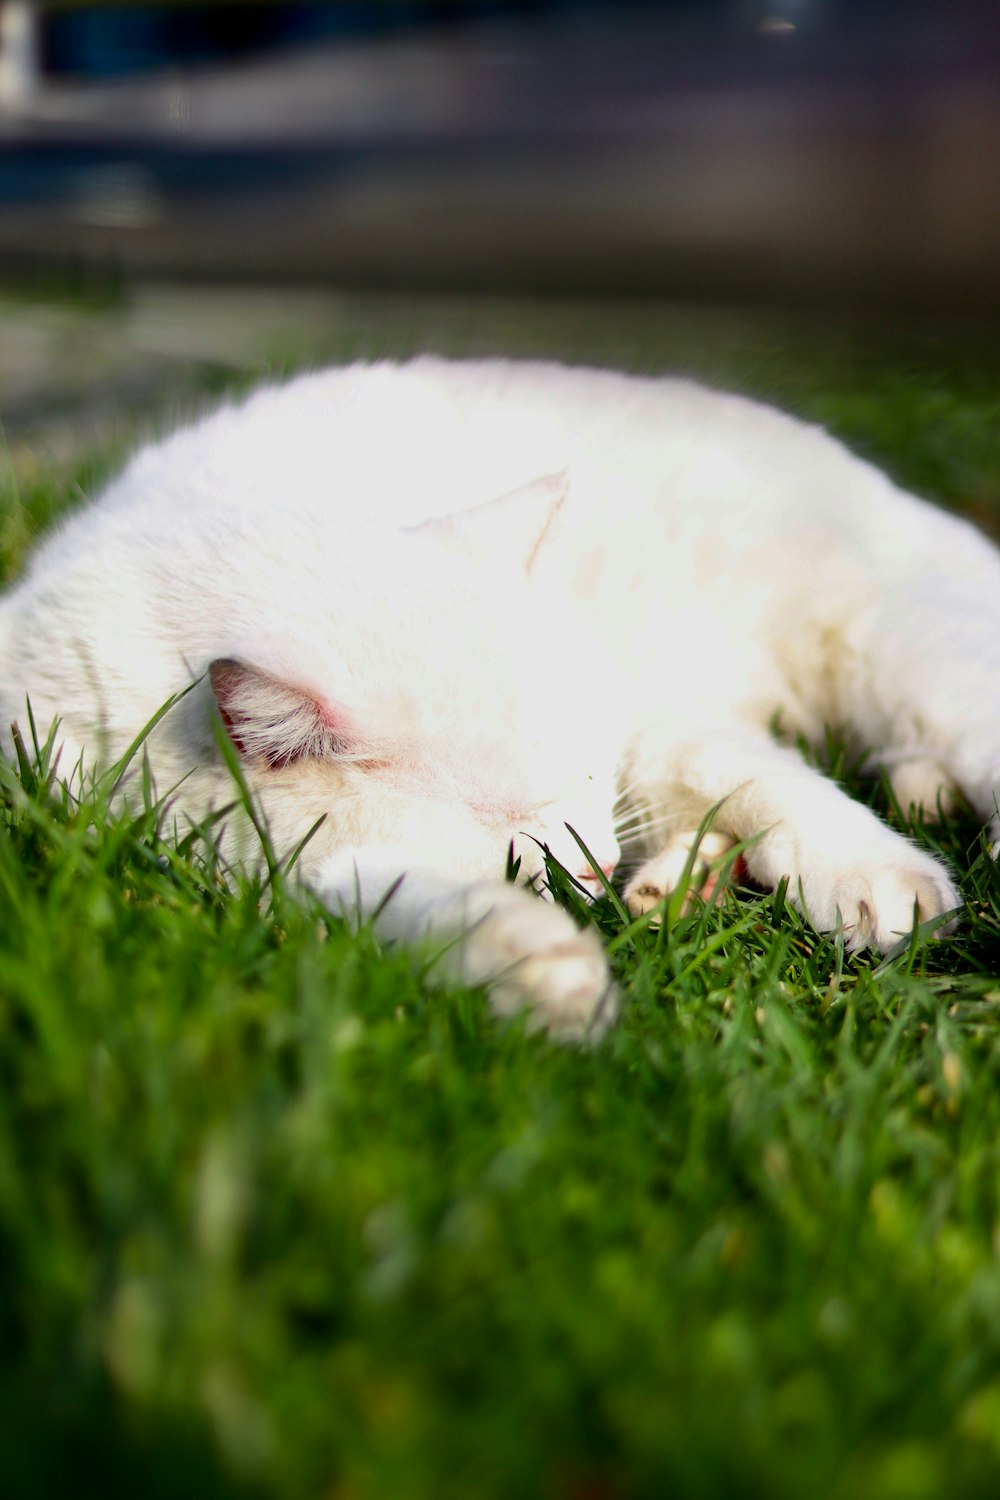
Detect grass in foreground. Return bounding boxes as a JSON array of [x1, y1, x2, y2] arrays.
[[3, 295, 1000, 1500]]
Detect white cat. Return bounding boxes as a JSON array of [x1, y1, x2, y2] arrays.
[[1, 358, 993, 1037]]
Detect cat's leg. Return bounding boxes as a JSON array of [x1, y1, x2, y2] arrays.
[[622, 725, 959, 950], [841, 571, 1000, 849], [311, 847, 617, 1042], [883, 755, 959, 822]]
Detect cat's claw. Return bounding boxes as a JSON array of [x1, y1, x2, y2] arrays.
[[743, 824, 961, 952], [791, 860, 960, 952]]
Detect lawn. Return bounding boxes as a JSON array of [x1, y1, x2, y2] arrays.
[[3, 290, 1000, 1500]]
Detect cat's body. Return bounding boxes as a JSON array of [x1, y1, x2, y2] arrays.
[[2, 357, 997, 1035]]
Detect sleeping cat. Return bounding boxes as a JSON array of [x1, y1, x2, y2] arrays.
[[1, 357, 994, 1037]]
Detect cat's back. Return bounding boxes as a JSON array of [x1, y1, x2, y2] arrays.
[[108, 357, 643, 531], [21, 355, 828, 549], [13, 355, 979, 596]]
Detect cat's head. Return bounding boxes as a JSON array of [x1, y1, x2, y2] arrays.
[[207, 473, 625, 895]]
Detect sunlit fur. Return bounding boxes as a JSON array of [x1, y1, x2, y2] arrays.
[[3, 357, 1000, 1034], [0, 510, 623, 886]]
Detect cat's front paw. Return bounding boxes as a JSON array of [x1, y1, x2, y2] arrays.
[[449, 884, 618, 1042], [624, 830, 740, 925], [804, 862, 959, 952], [750, 831, 960, 952]]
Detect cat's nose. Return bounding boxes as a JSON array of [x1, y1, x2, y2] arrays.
[[576, 855, 620, 888]]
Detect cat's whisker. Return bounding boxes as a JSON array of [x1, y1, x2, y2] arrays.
[[614, 822, 654, 844], [613, 800, 656, 822], [613, 779, 647, 804], [623, 806, 675, 824], [613, 803, 665, 828], [614, 809, 675, 837]]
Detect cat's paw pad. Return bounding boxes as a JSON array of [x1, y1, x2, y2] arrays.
[[456, 887, 617, 1042], [624, 830, 740, 926]]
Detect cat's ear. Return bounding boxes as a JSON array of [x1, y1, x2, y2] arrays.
[[413, 470, 568, 575], [208, 658, 352, 768]]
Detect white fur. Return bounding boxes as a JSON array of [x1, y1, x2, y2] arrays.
[[3, 357, 995, 1034]]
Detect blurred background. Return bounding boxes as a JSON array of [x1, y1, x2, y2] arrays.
[[0, 0, 997, 522], [0, 0, 998, 303]]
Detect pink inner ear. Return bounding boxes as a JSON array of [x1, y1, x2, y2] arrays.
[[208, 657, 356, 768], [208, 662, 252, 755]]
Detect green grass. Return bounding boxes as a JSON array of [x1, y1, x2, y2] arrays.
[[4, 295, 1000, 1500]]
